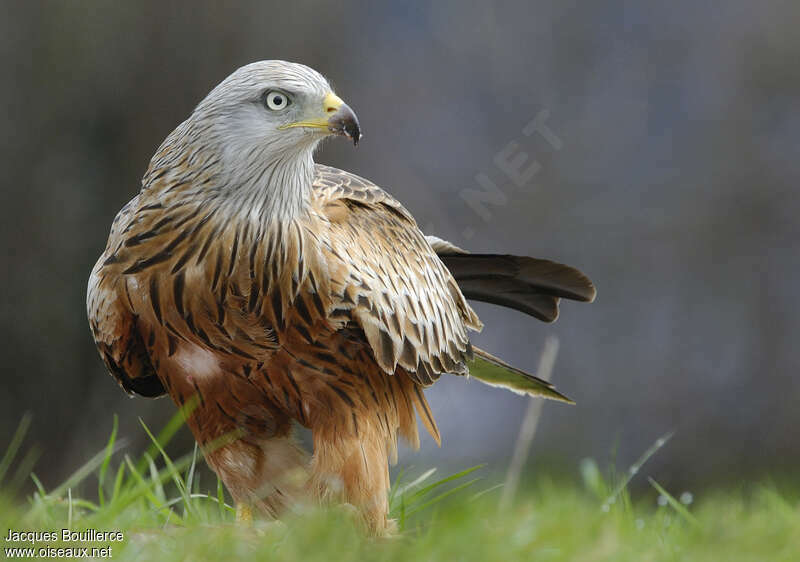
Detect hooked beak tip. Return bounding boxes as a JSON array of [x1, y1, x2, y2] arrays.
[[328, 103, 362, 146]]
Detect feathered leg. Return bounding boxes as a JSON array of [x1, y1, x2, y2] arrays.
[[166, 372, 309, 521], [204, 430, 309, 519], [309, 421, 392, 534]]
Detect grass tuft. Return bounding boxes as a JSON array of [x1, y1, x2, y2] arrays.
[[1, 418, 798, 561]]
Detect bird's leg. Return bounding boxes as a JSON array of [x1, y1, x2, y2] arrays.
[[204, 432, 309, 521], [182, 395, 309, 523], [235, 502, 253, 523], [309, 424, 392, 534]]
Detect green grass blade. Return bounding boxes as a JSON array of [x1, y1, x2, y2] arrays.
[[216, 477, 227, 520], [648, 477, 700, 528], [602, 431, 673, 510], [388, 466, 409, 508], [393, 468, 437, 501], [49, 438, 127, 499], [146, 453, 167, 504], [470, 483, 504, 502], [101, 452, 192, 522], [29, 472, 46, 497], [0, 412, 32, 485], [98, 414, 119, 507], [134, 395, 197, 475], [110, 462, 126, 504], [123, 455, 175, 521], [405, 478, 481, 517], [185, 443, 199, 498], [406, 465, 483, 504], [7, 444, 41, 493], [138, 418, 196, 519]]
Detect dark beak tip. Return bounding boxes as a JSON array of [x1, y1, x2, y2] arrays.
[[328, 105, 362, 147]]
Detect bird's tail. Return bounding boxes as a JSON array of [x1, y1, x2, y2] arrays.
[[429, 237, 596, 403], [467, 346, 573, 403]]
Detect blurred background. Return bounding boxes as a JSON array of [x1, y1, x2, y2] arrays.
[[2, 1, 798, 495]]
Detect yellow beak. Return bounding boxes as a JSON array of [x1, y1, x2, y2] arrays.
[[280, 92, 361, 145], [279, 92, 345, 131], [323, 92, 346, 114]]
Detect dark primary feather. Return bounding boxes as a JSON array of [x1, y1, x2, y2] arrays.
[[437, 253, 596, 323]]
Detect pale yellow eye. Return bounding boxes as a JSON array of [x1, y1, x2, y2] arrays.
[[264, 90, 290, 111]]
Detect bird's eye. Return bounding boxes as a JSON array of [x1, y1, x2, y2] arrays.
[[263, 90, 291, 111]]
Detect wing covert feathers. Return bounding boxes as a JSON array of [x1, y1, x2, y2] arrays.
[[87, 197, 166, 397], [313, 165, 481, 387]]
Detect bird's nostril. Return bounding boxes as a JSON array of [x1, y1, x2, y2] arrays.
[[326, 106, 337, 114]]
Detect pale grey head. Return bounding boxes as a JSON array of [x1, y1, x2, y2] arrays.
[[164, 60, 362, 221], [194, 60, 360, 156]]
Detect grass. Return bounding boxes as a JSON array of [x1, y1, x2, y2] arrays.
[[1, 414, 799, 561]]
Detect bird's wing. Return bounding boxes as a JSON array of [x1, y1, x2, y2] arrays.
[[87, 195, 166, 397], [426, 234, 596, 402], [428, 235, 596, 322], [89, 185, 287, 397], [312, 164, 482, 386]]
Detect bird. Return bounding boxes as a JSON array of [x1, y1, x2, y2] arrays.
[[87, 60, 596, 533]]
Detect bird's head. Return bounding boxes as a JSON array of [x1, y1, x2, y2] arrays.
[[154, 61, 361, 220], [192, 60, 361, 159]]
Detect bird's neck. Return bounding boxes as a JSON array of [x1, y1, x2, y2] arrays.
[[226, 149, 315, 223], [144, 121, 317, 224]]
